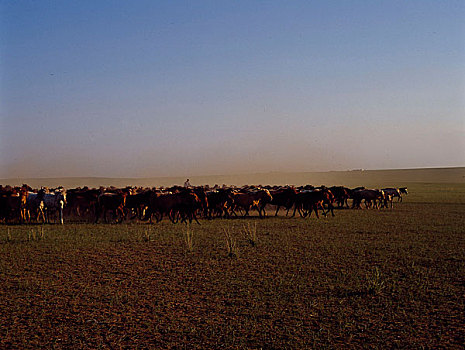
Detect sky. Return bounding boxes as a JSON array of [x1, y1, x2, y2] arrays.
[[1, 1, 464, 178]]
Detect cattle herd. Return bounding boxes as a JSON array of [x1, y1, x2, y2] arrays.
[[0, 184, 408, 225]]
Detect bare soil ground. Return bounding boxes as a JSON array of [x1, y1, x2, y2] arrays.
[[1, 183, 464, 348]]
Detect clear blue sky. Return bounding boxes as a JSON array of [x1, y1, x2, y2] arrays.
[[1, 1, 464, 178]]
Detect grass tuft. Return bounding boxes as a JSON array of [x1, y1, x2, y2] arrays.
[[365, 266, 386, 295], [242, 222, 258, 247], [223, 226, 237, 258], [184, 224, 194, 253], [142, 227, 152, 242], [27, 227, 45, 241]]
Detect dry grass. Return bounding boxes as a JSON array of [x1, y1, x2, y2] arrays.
[[365, 266, 385, 295], [184, 224, 194, 253], [242, 222, 258, 247], [141, 227, 153, 242], [27, 226, 45, 241], [223, 226, 238, 258]]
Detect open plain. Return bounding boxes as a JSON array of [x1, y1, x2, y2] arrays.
[[4, 1, 464, 347], [1, 174, 464, 348]]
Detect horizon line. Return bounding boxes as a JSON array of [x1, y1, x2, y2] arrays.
[[1, 165, 464, 181]]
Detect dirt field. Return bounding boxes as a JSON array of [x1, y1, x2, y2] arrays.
[[1, 182, 464, 348]]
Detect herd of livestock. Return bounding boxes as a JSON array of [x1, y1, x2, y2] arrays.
[[0, 184, 408, 225]]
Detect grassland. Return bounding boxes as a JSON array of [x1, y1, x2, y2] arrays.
[[1, 183, 464, 348], [2, 166, 464, 188]]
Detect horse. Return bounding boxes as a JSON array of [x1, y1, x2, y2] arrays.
[[329, 186, 351, 208], [206, 189, 235, 219], [382, 188, 402, 204], [124, 190, 152, 220], [398, 187, 408, 201], [292, 188, 335, 218], [95, 192, 127, 223], [269, 187, 298, 216], [65, 188, 101, 220], [0, 187, 29, 223], [26, 189, 46, 223], [145, 190, 202, 224], [351, 189, 384, 209], [43, 189, 67, 224], [230, 189, 273, 217]]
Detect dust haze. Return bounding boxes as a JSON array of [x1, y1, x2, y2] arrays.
[[1, 167, 464, 189]]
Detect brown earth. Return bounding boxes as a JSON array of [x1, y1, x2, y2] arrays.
[[0, 183, 464, 348]]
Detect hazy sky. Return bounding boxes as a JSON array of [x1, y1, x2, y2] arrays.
[[1, 1, 464, 178]]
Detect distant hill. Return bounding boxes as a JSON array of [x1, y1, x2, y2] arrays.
[[1, 167, 464, 188]]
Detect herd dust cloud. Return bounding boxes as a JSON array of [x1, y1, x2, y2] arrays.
[[1, 119, 463, 180]]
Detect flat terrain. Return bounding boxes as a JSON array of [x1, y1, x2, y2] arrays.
[[1, 183, 464, 348], [2, 166, 465, 188]]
